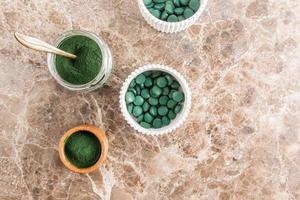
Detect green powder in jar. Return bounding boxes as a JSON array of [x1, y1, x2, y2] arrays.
[[55, 35, 102, 85], [64, 131, 101, 168]]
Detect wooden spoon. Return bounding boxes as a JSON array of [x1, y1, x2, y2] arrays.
[[14, 32, 76, 59]]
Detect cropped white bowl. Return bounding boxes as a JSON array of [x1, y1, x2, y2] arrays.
[[119, 64, 191, 135], [138, 0, 208, 33]]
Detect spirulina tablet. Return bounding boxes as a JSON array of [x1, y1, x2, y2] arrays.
[[136, 74, 146, 85], [125, 91, 135, 103], [141, 88, 150, 99], [147, 3, 155, 9], [165, 74, 173, 85], [144, 0, 153, 5], [144, 77, 153, 87], [128, 88, 137, 95], [161, 11, 169, 20], [159, 95, 169, 105], [135, 85, 141, 95], [130, 79, 136, 87], [127, 103, 133, 113], [137, 114, 144, 123], [153, 118, 162, 128], [148, 97, 159, 106], [150, 106, 158, 116], [140, 121, 151, 128], [133, 106, 143, 117], [167, 15, 178, 22], [158, 106, 169, 116], [162, 116, 170, 126], [154, 3, 165, 11], [167, 99, 177, 109], [183, 7, 194, 19], [168, 89, 176, 98], [168, 110, 176, 119], [165, 1, 175, 14], [143, 101, 150, 112], [143, 71, 152, 76], [156, 77, 168, 88], [144, 113, 154, 123], [151, 71, 161, 78], [174, 104, 182, 113], [174, 7, 184, 15], [150, 9, 161, 19], [173, 0, 181, 7], [179, 0, 189, 6], [178, 15, 185, 21], [172, 91, 184, 102], [134, 96, 144, 106], [162, 87, 170, 95], [171, 81, 180, 89], [189, 0, 200, 12], [150, 85, 162, 97]]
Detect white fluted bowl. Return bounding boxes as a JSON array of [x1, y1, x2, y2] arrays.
[[119, 64, 191, 135], [138, 0, 208, 33]]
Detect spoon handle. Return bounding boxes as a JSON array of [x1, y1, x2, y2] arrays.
[[14, 32, 76, 59]]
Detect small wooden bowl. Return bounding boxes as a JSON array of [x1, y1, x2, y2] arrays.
[[59, 124, 108, 174]]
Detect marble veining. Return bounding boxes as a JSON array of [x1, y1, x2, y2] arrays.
[[0, 0, 299, 199]]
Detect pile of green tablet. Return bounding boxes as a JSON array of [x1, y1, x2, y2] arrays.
[[125, 70, 185, 129], [144, 0, 201, 22]]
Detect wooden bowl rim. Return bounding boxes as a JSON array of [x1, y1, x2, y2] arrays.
[[58, 124, 108, 174]]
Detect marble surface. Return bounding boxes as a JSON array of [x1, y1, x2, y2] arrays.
[[0, 0, 300, 199]]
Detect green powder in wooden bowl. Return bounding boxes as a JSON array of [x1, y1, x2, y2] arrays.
[[64, 131, 101, 168]]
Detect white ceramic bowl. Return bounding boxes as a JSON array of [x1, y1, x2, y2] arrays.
[[119, 64, 191, 135], [138, 0, 208, 33]]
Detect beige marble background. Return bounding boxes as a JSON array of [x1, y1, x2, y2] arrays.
[[0, 0, 300, 199]]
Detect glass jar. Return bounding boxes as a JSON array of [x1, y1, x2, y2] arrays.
[[47, 30, 112, 92]]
